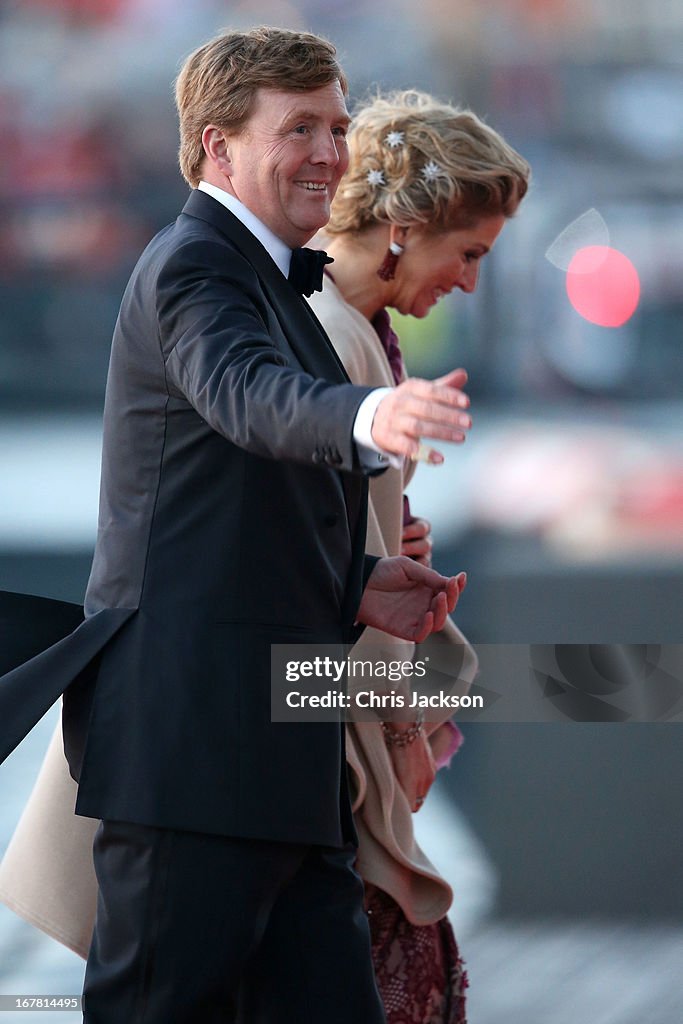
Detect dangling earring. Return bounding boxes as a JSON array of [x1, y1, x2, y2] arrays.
[[377, 241, 404, 282]]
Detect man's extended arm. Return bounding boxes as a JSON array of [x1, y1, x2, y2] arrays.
[[160, 238, 372, 471], [159, 239, 472, 473]]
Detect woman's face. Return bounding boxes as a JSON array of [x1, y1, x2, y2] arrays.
[[389, 214, 506, 318]]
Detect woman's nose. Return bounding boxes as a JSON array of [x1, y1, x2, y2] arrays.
[[458, 263, 479, 293]]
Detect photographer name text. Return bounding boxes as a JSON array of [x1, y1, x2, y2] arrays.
[[285, 689, 482, 709]]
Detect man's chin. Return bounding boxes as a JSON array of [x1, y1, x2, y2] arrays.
[[308, 209, 332, 235], [297, 199, 333, 233], [293, 219, 331, 248]]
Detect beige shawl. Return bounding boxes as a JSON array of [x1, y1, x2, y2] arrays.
[[309, 276, 478, 924]]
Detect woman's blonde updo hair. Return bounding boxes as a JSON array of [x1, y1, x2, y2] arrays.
[[327, 90, 530, 235]]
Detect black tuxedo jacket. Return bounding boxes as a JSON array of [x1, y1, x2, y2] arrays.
[[0, 190, 380, 846]]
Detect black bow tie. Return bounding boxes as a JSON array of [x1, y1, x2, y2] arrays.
[[288, 247, 334, 297]]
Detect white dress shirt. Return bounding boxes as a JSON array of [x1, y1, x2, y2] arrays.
[[197, 181, 396, 471]]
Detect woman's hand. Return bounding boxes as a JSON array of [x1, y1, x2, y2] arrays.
[[385, 728, 436, 813], [401, 515, 432, 567]]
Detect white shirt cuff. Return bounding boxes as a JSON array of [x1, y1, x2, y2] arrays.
[[353, 389, 403, 471]]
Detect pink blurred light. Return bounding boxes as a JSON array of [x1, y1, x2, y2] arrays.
[[566, 245, 640, 328]]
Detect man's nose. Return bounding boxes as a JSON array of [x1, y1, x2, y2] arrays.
[[311, 130, 341, 165]]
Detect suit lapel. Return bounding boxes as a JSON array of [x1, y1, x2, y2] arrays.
[[181, 190, 350, 384]]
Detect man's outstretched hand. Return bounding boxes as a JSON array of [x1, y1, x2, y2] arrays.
[[357, 557, 467, 642], [371, 368, 471, 464]]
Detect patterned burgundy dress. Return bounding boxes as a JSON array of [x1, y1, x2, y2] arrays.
[[365, 883, 468, 1024]]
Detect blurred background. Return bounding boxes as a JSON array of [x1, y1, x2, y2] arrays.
[[1, 1, 682, 1021]]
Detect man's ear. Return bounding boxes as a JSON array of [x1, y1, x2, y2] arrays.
[[201, 125, 233, 175]]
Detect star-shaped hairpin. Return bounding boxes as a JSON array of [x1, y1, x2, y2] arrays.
[[421, 160, 443, 182], [384, 130, 405, 149], [366, 169, 386, 186]]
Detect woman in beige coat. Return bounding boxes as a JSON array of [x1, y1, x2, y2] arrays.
[[0, 90, 529, 1024], [309, 90, 529, 1023]]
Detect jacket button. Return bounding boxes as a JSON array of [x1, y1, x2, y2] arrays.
[[323, 514, 339, 527]]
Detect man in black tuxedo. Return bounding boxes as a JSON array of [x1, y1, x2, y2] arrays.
[[0, 27, 472, 1022]]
